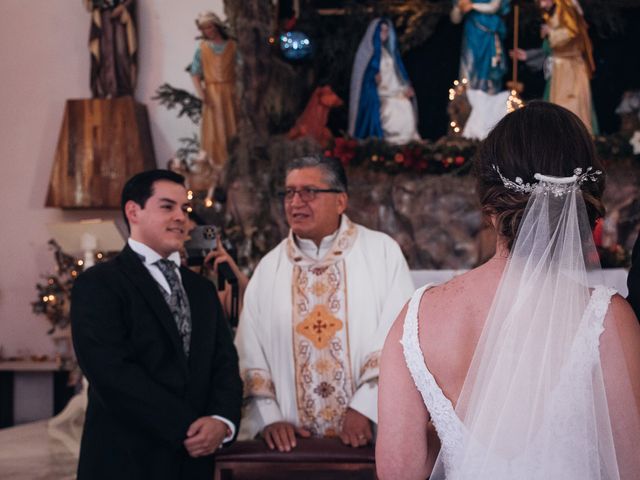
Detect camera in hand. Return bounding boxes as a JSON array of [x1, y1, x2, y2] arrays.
[[184, 224, 240, 327], [184, 225, 238, 284], [184, 225, 219, 266]]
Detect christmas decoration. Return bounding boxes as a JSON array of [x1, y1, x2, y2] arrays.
[[32, 240, 83, 334], [280, 31, 314, 61], [32, 240, 112, 334], [448, 78, 469, 135], [507, 89, 525, 112], [327, 135, 477, 175]]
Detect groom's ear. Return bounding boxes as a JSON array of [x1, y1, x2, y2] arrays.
[[125, 200, 143, 226]]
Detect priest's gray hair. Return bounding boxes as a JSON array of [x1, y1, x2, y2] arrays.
[[285, 155, 349, 193]]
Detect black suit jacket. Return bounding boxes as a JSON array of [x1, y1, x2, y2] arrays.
[[71, 245, 243, 480], [628, 233, 640, 321]]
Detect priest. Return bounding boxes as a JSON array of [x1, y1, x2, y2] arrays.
[[235, 155, 414, 451]]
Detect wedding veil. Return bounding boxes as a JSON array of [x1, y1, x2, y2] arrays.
[[428, 167, 640, 479]]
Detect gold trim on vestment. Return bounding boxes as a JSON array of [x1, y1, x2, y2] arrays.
[[359, 350, 381, 385], [242, 368, 276, 400], [287, 217, 358, 436]]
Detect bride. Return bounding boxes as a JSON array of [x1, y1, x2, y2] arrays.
[[377, 101, 640, 479]]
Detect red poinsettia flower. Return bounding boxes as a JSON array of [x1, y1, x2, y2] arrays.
[[401, 148, 415, 168], [332, 137, 358, 165]]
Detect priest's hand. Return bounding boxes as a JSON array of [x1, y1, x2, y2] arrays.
[[340, 408, 373, 447], [262, 421, 311, 452], [184, 417, 229, 457]]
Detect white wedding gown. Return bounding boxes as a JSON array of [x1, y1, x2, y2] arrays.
[[402, 283, 617, 479]]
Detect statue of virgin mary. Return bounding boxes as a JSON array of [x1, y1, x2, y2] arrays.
[[348, 18, 420, 145]]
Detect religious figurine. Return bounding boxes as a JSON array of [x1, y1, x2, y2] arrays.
[[348, 18, 420, 145], [287, 85, 343, 148], [190, 11, 238, 167], [512, 0, 597, 133], [450, 0, 510, 94], [85, 0, 137, 98]]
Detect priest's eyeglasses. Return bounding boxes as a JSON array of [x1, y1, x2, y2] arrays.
[[278, 187, 342, 203]]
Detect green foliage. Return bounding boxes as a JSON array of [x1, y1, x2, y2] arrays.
[[153, 83, 202, 124]]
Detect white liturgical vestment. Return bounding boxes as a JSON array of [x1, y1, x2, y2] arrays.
[[235, 216, 414, 439]]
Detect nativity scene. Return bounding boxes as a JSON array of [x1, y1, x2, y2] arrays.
[[1, 1, 640, 479]]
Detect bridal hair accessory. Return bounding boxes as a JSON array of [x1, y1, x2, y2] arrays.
[[492, 165, 602, 196]]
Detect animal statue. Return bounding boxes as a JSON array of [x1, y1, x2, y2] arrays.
[[287, 85, 343, 148]]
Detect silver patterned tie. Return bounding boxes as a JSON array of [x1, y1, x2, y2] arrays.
[[154, 259, 191, 356]]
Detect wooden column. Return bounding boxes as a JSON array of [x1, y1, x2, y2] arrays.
[[46, 96, 156, 208]]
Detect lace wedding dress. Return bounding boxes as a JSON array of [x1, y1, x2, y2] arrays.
[[394, 171, 639, 479], [402, 283, 616, 479]]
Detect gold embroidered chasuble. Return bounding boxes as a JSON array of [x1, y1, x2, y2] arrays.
[[286, 219, 359, 436]]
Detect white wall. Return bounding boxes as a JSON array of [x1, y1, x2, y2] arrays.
[[0, 0, 223, 358]]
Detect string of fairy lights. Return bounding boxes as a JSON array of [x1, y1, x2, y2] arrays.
[[448, 77, 524, 135]]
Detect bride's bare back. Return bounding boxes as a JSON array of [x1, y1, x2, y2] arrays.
[[417, 258, 506, 410], [375, 258, 504, 478], [377, 258, 640, 480]]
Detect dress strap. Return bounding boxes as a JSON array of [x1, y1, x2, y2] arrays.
[[584, 285, 617, 350], [400, 284, 464, 471]]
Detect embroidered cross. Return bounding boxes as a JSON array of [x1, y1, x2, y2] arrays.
[[296, 304, 343, 349]]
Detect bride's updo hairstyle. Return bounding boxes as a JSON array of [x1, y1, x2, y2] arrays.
[[474, 101, 605, 250]]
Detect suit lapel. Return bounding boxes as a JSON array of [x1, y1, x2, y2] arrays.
[[117, 246, 189, 375]]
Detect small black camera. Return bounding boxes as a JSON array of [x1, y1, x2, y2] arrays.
[[184, 225, 218, 266]]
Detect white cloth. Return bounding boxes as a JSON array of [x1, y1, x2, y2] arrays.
[[127, 238, 235, 443], [378, 48, 420, 145], [461, 89, 510, 140], [235, 216, 414, 439]]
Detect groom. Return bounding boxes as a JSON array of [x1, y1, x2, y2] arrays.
[[71, 170, 242, 480]]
